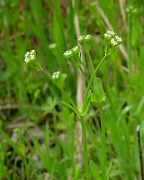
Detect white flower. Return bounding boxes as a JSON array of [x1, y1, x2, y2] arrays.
[[24, 49, 36, 63], [115, 36, 122, 44], [104, 30, 116, 40], [30, 54, 35, 60], [24, 51, 30, 63], [30, 50, 35, 54], [77, 35, 85, 44], [104, 33, 111, 40], [52, 71, 60, 79], [25, 52, 29, 57], [85, 35, 92, 40], [63, 50, 73, 58], [107, 30, 115, 36], [111, 38, 118, 47], [78, 36, 83, 41], [72, 46, 80, 54], [24, 56, 29, 63]]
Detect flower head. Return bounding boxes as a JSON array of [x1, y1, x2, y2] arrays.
[[107, 30, 115, 37], [63, 50, 73, 59], [104, 30, 122, 46], [24, 49, 36, 63], [110, 38, 118, 47], [84, 35, 92, 42], [104, 33, 111, 40], [77, 35, 85, 44], [52, 71, 60, 79], [104, 30, 122, 54], [78, 35, 92, 51], [114, 36, 122, 44], [72, 46, 80, 54], [104, 30, 115, 40], [24, 49, 42, 71]]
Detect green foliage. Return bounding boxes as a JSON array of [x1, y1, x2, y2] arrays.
[[0, 0, 144, 179]]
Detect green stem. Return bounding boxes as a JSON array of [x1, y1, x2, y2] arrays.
[[80, 116, 89, 180], [85, 55, 107, 97], [70, 117, 76, 180], [86, 51, 95, 74], [79, 65, 89, 83], [99, 103, 106, 179], [128, 12, 132, 76]]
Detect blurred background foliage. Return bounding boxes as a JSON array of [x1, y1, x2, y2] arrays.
[[0, 0, 144, 123]]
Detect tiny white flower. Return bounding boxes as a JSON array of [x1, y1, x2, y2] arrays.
[[115, 36, 122, 44], [52, 71, 60, 79], [63, 50, 73, 58], [30, 50, 35, 54], [24, 51, 30, 63], [77, 35, 85, 44], [78, 36, 83, 41], [73, 46, 78, 51], [25, 57, 29, 63], [24, 49, 36, 63], [111, 38, 118, 46], [104, 33, 111, 40], [24, 49, 42, 71], [85, 35, 91, 40], [85, 34, 92, 43], [25, 52, 29, 57], [72, 46, 80, 54], [30, 54, 35, 60], [107, 30, 115, 37]]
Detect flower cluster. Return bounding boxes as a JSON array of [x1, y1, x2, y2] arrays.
[[24, 49, 42, 71], [63, 46, 81, 67], [52, 71, 60, 79], [104, 30, 122, 47], [78, 35, 92, 44], [63, 46, 80, 59], [63, 50, 73, 59], [78, 35, 92, 51], [24, 49, 36, 63]]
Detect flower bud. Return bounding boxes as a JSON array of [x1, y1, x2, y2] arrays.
[[52, 71, 60, 79], [110, 38, 118, 47], [72, 46, 80, 54], [24, 49, 42, 71], [77, 35, 85, 44], [63, 50, 73, 59], [104, 30, 115, 41], [104, 33, 111, 40], [107, 30, 115, 37], [115, 36, 122, 44], [78, 35, 92, 51], [24, 49, 36, 63], [84, 35, 92, 42]]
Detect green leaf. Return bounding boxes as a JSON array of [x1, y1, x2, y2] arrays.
[[105, 162, 112, 180], [90, 160, 102, 180], [91, 77, 106, 103], [62, 101, 80, 116]]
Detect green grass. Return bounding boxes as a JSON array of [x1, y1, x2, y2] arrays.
[[0, 0, 144, 179]]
